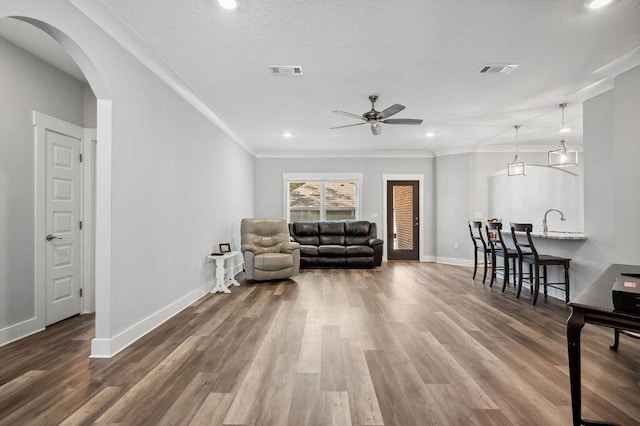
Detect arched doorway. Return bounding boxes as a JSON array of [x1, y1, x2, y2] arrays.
[[0, 15, 112, 357]]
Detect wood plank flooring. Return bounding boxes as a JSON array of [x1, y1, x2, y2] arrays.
[[1, 262, 639, 425]]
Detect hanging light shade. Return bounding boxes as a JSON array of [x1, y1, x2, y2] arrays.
[[508, 125, 526, 176], [548, 103, 578, 167]]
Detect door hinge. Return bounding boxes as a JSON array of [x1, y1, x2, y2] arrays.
[[79, 288, 83, 297], [79, 220, 83, 230], [79, 153, 83, 163]]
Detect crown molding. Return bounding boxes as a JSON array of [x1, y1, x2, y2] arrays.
[[256, 144, 587, 159], [68, 0, 255, 155], [593, 45, 640, 79], [255, 150, 436, 159], [433, 144, 583, 157], [569, 45, 640, 102]]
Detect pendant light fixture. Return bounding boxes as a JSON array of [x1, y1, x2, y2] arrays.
[[508, 125, 525, 176], [548, 103, 578, 167]]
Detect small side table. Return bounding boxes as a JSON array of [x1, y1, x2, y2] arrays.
[[208, 251, 243, 293]]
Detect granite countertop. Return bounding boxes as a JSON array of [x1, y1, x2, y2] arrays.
[[530, 231, 587, 240]]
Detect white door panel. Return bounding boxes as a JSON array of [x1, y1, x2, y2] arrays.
[[44, 126, 82, 325]]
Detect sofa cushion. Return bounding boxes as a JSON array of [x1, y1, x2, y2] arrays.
[[345, 221, 371, 236], [300, 257, 319, 267], [345, 221, 373, 245], [254, 253, 294, 271], [319, 221, 345, 235], [318, 257, 347, 267], [318, 245, 346, 257], [320, 234, 344, 245], [292, 221, 319, 245], [347, 257, 374, 267], [346, 245, 374, 257], [319, 221, 345, 245], [300, 245, 319, 257]]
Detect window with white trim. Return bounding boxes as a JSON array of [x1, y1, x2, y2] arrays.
[[284, 174, 362, 222]]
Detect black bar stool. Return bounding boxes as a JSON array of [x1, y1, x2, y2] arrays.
[[486, 222, 518, 292], [468, 221, 491, 283], [510, 223, 571, 305]]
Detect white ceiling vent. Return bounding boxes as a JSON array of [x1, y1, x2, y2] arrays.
[[477, 64, 518, 74], [269, 65, 304, 76]]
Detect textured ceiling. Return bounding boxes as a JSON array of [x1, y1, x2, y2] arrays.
[[5, 1, 640, 155], [99, 0, 640, 155]]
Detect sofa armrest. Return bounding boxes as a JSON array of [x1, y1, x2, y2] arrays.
[[280, 241, 301, 253], [241, 243, 259, 254], [367, 238, 384, 247], [371, 240, 383, 267], [242, 250, 255, 280]]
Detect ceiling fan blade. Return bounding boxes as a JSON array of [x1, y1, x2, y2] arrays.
[[381, 118, 424, 125], [333, 110, 366, 121], [330, 122, 367, 129], [378, 104, 405, 119]]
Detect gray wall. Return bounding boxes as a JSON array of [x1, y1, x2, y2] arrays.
[[434, 153, 469, 263], [83, 84, 97, 128], [435, 151, 567, 264], [612, 66, 640, 264], [255, 157, 436, 259], [570, 65, 640, 296], [0, 2, 255, 353], [0, 36, 90, 330]]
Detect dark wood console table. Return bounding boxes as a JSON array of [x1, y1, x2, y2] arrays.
[[567, 264, 640, 426]]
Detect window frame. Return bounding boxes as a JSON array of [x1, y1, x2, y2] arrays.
[[283, 173, 363, 222]]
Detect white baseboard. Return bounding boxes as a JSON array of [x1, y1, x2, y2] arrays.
[[381, 256, 436, 263], [90, 338, 112, 358], [0, 317, 45, 348], [516, 283, 564, 302], [90, 286, 207, 358], [436, 257, 474, 267]]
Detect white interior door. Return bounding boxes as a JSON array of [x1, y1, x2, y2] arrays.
[[44, 120, 83, 325]]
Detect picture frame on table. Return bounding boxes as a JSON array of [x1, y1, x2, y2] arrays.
[[219, 243, 231, 253]]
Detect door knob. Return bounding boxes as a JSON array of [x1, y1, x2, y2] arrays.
[[46, 234, 62, 241]]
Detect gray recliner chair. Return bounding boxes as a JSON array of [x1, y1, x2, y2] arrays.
[[241, 218, 301, 281]]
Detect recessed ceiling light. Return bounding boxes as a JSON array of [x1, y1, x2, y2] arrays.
[[283, 132, 292, 138], [218, 0, 237, 10], [560, 127, 571, 133], [425, 131, 435, 137], [588, 0, 612, 8]]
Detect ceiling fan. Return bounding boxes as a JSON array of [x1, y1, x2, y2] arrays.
[[331, 95, 423, 135]]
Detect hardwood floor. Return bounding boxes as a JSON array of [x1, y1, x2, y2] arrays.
[[1, 262, 639, 425]]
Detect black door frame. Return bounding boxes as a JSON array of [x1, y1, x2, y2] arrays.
[[386, 180, 420, 260]]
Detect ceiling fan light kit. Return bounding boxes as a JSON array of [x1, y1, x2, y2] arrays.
[[331, 95, 423, 135]]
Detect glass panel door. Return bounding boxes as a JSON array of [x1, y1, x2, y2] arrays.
[[387, 180, 419, 260]]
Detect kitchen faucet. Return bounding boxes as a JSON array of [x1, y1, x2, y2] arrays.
[[543, 208, 566, 234]]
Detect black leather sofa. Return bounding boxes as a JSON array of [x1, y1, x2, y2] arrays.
[[288, 220, 384, 268]]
